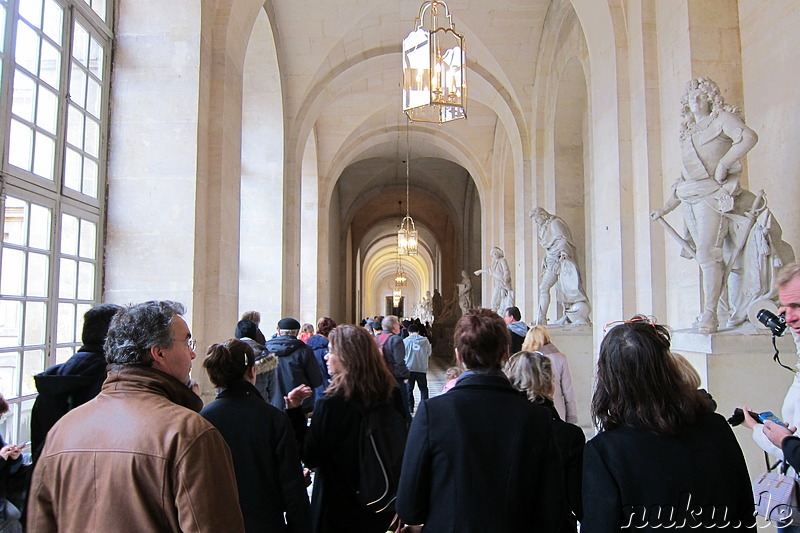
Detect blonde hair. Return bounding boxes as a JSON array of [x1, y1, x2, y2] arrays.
[[504, 351, 553, 403], [521, 325, 551, 352], [671, 352, 702, 390], [301, 323, 314, 335], [775, 261, 800, 291]]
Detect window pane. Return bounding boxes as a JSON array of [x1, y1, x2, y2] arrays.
[[18, 398, 35, 444], [39, 39, 60, 89], [26, 253, 48, 297], [8, 119, 33, 170], [0, 302, 22, 347], [86, 77, 100, 118], [11, 70, 35, 122], [89, 36, 103, 79], [82, 159, 97, 198], [55, 346, 73, 365], [77, 261, 93, 300], [60, 214, 78, 255], [1, 249, 24, 296], [66, 105, 84, 148], [58, 258, 77, 299], [15, 22, 40, 75], [32, 131, 55, 180], [56, 302, 76, 343], [19, 0, 43, 28], [23, 302, 46, 345], [3, 198, 28, 246], [72, 22, 88, 66], [42, 0, 62, 43], [69, 65, 86, 108], [79, 220, 96, 259], [28, 204, 51, 251], [22, 349, 44, 395], [84, 117, 98, 156], [64, 148, 82, 192], [0, 6, 6, 54], [36, 84, 57, 133], [0, 352, 20, 397]]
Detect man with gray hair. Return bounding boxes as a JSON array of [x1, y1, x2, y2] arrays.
[[377, 315, 411, 415], [27, 300, 245, 532]]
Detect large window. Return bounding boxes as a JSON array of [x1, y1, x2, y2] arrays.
[[0, 0, 111, 444]]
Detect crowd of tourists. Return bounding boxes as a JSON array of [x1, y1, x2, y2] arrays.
[[3, 260, 800, 532]]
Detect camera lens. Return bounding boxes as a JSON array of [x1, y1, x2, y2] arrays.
[[757, 309, 787, 337]]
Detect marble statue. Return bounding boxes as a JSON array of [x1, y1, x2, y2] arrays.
[[650, 77, 795, 333], [529, 208, 591, 326], [456, 270, 473, 316], [418, 290, 434, 325], [474, 247, 514, 312]]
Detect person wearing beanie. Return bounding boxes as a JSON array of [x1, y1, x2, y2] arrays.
[[265, 318, 323, 413]]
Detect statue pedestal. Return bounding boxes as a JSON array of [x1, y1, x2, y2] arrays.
[[547, 325, 594, 431], [672, 326, 798, 488]]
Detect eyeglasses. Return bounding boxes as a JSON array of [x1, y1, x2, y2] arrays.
[[602, 315, 656, 334], [187, 339, 197, 351]]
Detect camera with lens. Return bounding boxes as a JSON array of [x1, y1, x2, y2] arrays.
[[757, 308, 787, 337]]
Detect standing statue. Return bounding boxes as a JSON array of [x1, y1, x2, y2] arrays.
[[529, 208, 591, 326], [418, 291, 434, 325], [431, 289, 444, 319], [650, 77, 794, 333], [456, 270, 473, 316], [474, 247, 514, 312]]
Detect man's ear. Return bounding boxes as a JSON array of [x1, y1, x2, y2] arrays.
[[150, 345, 165, 367]]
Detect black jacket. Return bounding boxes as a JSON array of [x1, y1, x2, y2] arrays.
[[396, 371, 570, 532], [289, 387, 407, 533], [200, 380, 311, 533], [541, 398, 585, 526], [31, 345, 108, 461], [581, 411, 756, 531], [265, 335, 323, 412]]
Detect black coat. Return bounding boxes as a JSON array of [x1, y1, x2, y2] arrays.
[[396, 371, 570, 532], [289, 387, 407, 533], [200, 380, 311, 533], [541, 398, 585, 526], [581, 411, 756, 531], [31, 345, 108, 461], [265, 336, 323, 412]]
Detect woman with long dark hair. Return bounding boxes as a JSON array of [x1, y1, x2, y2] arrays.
[[200, 340, 311, 533], [582, 317, 755, 531], [289, 325, 407, 533]]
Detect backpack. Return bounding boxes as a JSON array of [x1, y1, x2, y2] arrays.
[[353, 399, 409, 513]]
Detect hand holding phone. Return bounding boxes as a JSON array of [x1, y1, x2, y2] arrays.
[[759, 411, 785, 425]]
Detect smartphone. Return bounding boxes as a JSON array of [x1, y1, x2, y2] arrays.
[[759, 411, 784, 425]]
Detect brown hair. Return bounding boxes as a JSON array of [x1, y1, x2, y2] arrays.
[[0, 394, 7, 416], [521, 325, 551, 352], [241, 310, 261, 324], [445, 366, 462, 381], [317, 317, 337, 337], [203, 339, 254, 389], [453, 308, 509, 371], [592, 317, 703, 435], [505, 351, 553, 404], [326, 325, 396, 407]]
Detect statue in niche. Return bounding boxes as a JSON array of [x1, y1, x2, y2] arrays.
[[529, 207, 591, 326], [474, 247, 514, 313], [650, 77, 795, 333], [456, 270, 473, 316], [418, 291, 434, 325], [431, 289, 444, 319]]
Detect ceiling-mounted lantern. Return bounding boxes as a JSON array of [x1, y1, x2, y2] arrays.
[[403, 0, 466, 124]]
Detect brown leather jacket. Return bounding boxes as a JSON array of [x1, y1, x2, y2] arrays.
[[27, 365, 245, 533]]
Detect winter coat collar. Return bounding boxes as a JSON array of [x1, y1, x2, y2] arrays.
[[214, 379, 264, 401], [103, 365, 203, 413]]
